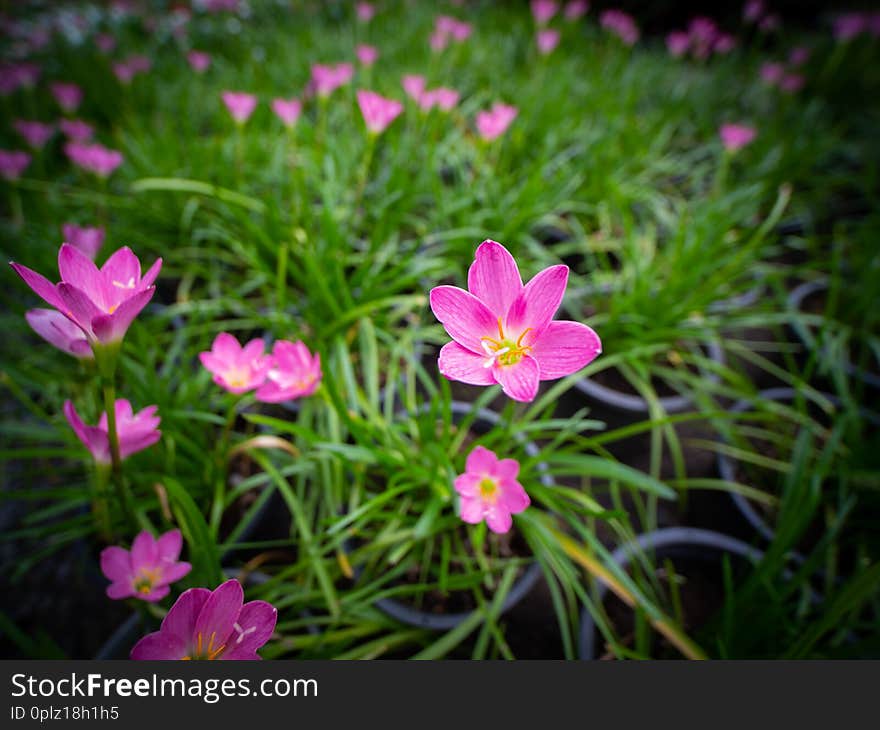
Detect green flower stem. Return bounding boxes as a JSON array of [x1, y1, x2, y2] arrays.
[[713, 150, 730, 198], [210, 397, 243, 535], [355, 133, 377, 209], [92, 463, 113, 543]]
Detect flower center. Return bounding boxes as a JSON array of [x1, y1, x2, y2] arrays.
[[132, 567, 162, 595], [182, 631, 226, 661], [478, 477, 498, 503], [481, 318, 532, 368]]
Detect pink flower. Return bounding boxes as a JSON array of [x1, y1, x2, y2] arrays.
[[25, 309, 92, 358], [743, 0, 764, 23], [62, 222, 105, 260], [310, 63, 354, 98], [64, 398, 161, 464], [779, 73, 804, 93], [65, 142, 124, 178], [450, 20, 473, 41], [0, 149, 31, 180], [432, 15, 472, 48], [10, 244, 161, 346], [760, 61, 784, 85], [719, 123, 756, 152], [600, 9, 639, 45], [402, 74, 427, 102], [271, 97, 302, 128], [221, 91, 257, 124], [128, 55, 152, 73], [537, 28, 560, 55], [356, 2, 376, 22], [199, 332, 273, 394], [50, 82, 83, 113], [833, 13, 866, 41], [429, 29, 449, 52], [356, 89, 403, 135], [95, 33, 116, 53], [187, 50, 211, 73], [454, 446, 530, 534], [130, 579, 276, 660], [789, 46, 810, 66], [356, 44, 379, 66], [113, 61, 136, 84], [419, 87, 460, 112], [531, 0, 559, 25], [758, 13, 780, 32], [429, 240, 602, 402], [713, 34, 736, 54], [564, 0, 589, 21], [0, 63, 40, 95], [58, 118, 94, 141], [254, 340, 322, 403], [476, 102, 518, 142], [13, 120, 54, 149], [100, 529, 191, 602], [666, 31, 690, 57]]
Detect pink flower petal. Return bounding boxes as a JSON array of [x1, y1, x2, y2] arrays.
[[156, 529, 183, 562], [491, 354, 540, 402], [429, 285, 499, 353], [459, 496, 485, 524], [130, 631, 188, 660], [194, 579, 243, 648], [91, 287, 155, 343], [9, 263, 66, 311], [466, 240, 523, 318], [56, 283, 101, 337], [130, 530, 158, 570], [437, 341, 496, 385], [218, 600, 277, 659], [465, 444, 499, 475], [162, 561, 192, 584], [100, 546, 131, 581], [505, 264, 568, 335], [494, 458, 520, 481], [58, 243, 102, 298], [453, 472, 482, 497], [485, 507, 513, 534], [162, 587, 211, 645], [499, 480, 530, 513], [530, 320, 602, 379], [107, 582, 135, 600]]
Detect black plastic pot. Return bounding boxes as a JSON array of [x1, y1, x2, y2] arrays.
[[787, 278, 880, 389], [578, 527, 764, 660]]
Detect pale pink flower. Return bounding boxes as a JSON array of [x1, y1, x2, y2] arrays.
[[600, 9, 639, 45], [128, 55, 152, 73], [187, 50, 212, 73], [713, 34, 736, 54], [310, 62, 354, 98], [666, 31, 690, 57], [221, 91, 257, 124], [356, 44, 379, 66], [537, 28, 560, 55], [402, 74, 427, 102], [58, 118, 94, 141], [720, 123, 756, 152], [429, 29, 449, 52], [531, 0, 559, 26], [429, 240, 602, 402], [50, 82, 83, 113], [455, 446, 530, 534], [420, 87, 460, 112], [356, 2, 375, 22], [13, 120, 54, 149], [65, 142, 124, 178], [100, 529, 191, 602], [199, 332, 273, 394], [356, 89, 404, 134], [564, 0, 589, 21], [95, 33, 116, 53], [255, 340, 321, 403], [271, 97, 302, 128], [760, 61, 784, 85], [25, 309, 92, 358], [0, 149, 31, 180], [64, 398, 161, 464], [450, 20, 473, 41], [476, 103, 518, 142], [113, 61, 136, 84], [743, 0, 764, 23], [62, 223, 105, 260]]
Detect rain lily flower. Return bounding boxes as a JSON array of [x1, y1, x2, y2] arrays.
[[720, 123, 756, 152], [688, 16, 718, 59], [58, 118, 93, 141], [310, 63, 354, 98], [402, 74, 427, 102], [666, 31, 690, 57], [255, 340, 321, 403], [743, 0, 764, 23], [25, 309, 92, 358], [760, 61, 784, 85], [271, 97, 302, 128], [100, 529, 191, 602], [564, 0, 589, 21], [62, 223, 105, 260], [356, 44, 379, 66], [454, 446, 530, 534], [128, 55, 152, 73], [187, 50, 211, 73], [112, 61, 136, 84], [221, 91, 257, 124], [0, 149, 31, 180], [130, 579, 277, 660], [0, 62, 40, 94], [833, 13, 867, 41], [713, 34, 736, 54], [429, 240, 602, 402], [476, 103, 518, 142], [600, 9, 639, 45], [356, 89, 403, 135], [65, 142, 124, 178], [356, 2, 376, 22], [199, 332, 273, 394], [789, 46, 810, 66], [13, 120, 54, 149], [419, 87, 460, 113], [537, 28, 560, 55], [10, 243, 161, 346], [432, 15, 472, 49], [429, 29, 449, 52], [95, 33, 116, 53], [64, 398, 161, 464], [50, 82, 83, 113], [779, 73, 804, 93], [531, 0, 558, 25]]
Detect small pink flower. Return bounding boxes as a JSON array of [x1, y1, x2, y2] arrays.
[[199, 332, 273, 394], [13, 120, 54, 149], [62, 223, 105, 260], [221, 91, 257, 124], [64, 398, 161, 464], [100, 529, 191, 602], [187, 50, 212, 73], [450, 20, 473, 41], [310, 62, 355, 98], [833, 13, 866, 42], [789, 46, 810, 66], [666, 31, 690, 57], [356, 44, 379, 66], [95, 33, 116, 53], [255, 340, 322, 403], [58, 118, 94, 141], [713, 34, 736, 54], [743, 0, 764, 23], [436, 15, 459, 35], [454, 446, 530, 534], [476, 102, 518, 142], [758, 13, 780, 32], [564, 0, 589, 21], [430, 240, 602, 402], [537, 28, 560, 55], [420, 87, 460, 112], [779, 73, 804, 93], [600, 9, 639, 45], [271, 97, 302, 128], [760, 61, 784, 85], [0, 62, 40, 94], [0, 149, 31, 180], [50, 82, 83, 113], [128, 55, 152, 73], [402, 74, 427, 102], [113, 61, 136, 84], [719, 123, 756, 152], [130, 579, 276, 660], [531, 0, 559, 26], [25, 309, 92, 358], [65, 142, 124, 178], [429, 29, 449, 52], [356, 2, 376, 22], [10, 243, 161, 346], [356, 89, 404, 135]]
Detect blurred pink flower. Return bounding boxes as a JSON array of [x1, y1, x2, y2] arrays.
[[271, 97, 302, 128], [310, 62, 354, 97], [713, 34, 736, 54], [760, 61, 784, 85], [255, 340, 322, 403], [419, 87, 460, 112], [564, 0, 589, 21], [0, 62, 40, 95], [100, 529, 191, 602], [537, 28, 560, 55], [402, 74, 427, 102], [720, 123, 756, 152], [58, 118, 94, 141], [758, 13, 780, 32], [356, 89, 404, 134], [0, 149, 31, 180], [600, 9, 639, 45], [833, 13, 867, 41], [199, 332, 273, 394], [429, 240, 602, 402], [455, 446, 530, 534], [476, 102, 518, 142], [62, 223, 105, 260], [113, 61, 136, 84], [666, 31, 690, 57], [789, 46, 810, 65], [187, 50, 212, 73], [429, 29, 449, 52], [356, 2, 376, 22], [356, 44, 379, 66], [221, 91, 257, 124], [64, 398, 161, 464], [65, 142, 124, 178], [743, 0, 764, 23], [13, 120, 54, 149], [432, 15, 472, 49], [25, 309, 93, 358], [779, 73, 804, 93], [531, 0, 559, 25], [95, 33, 116, 53], [50, 82, 83, 113]]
